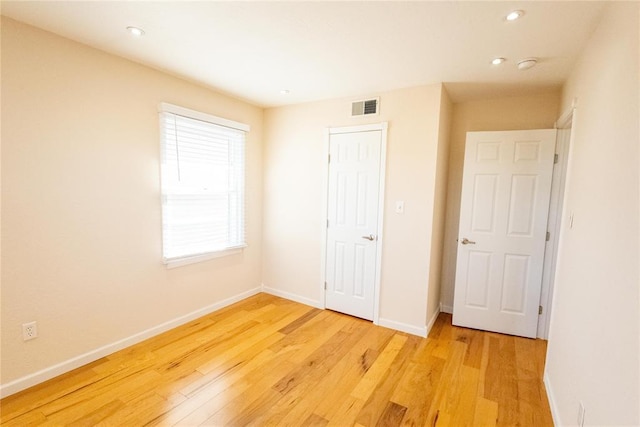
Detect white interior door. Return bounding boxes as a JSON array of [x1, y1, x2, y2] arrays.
[[453, 129, 556, 338], [325, 126, 385, 321]]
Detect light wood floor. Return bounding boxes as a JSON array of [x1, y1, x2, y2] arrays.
[[0, 294, 553, 426]]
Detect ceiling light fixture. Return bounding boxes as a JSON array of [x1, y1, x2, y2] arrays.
[[126, 26, 145, 37], [491, 57, 506, 65], [280, 89, 290, 95], [517, 58, 538, 70], [506, 10, 524, 21]]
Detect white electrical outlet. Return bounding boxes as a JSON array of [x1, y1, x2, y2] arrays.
[[577, 401, 585, 426], [395, 201, 404, 214], [22, 321, 38, 341]]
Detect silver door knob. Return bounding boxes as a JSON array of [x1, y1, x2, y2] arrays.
[[461, 238, 476, 245], [361, 234, 376, 241]]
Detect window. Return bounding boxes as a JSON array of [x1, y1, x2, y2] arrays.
[[159, 103, 248, 267]]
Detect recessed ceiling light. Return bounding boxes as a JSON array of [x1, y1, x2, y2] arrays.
[[517, 58, 538, 70], [126, 26, 145, 37], [506, 10, 524, 21], [280, 89, 290, 95], [491, 57, 506, 65]]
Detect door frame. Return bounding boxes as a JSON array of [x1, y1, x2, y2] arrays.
[[320, 122, 388, 325], [537, 103, 576, 338]]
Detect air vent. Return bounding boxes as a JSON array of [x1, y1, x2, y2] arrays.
[[351, 97, 379, 117]]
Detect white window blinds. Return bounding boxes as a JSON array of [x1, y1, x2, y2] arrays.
[[159, 103, 248, 264]]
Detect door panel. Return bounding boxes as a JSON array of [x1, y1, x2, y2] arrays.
[[507, 174, 538, 236], [501, 254, 529, 313], [453, 129, 556, 338], [325, 129, 383, 321], [465, 251, 491, 308], [472, 174, 498, 232]]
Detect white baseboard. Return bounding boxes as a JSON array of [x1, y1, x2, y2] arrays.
[[262, 285, 433, 339], [377, 317, 427, 337], [0, 286, 261, 399], [543, 371, 561, 426], [261, 284, 324, 309], [426, 306, 441, 337], [440, 303, 453, 314]]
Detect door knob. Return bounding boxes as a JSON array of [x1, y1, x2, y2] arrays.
[[461, 238, 476, 245], [361, 234, 376, 241]]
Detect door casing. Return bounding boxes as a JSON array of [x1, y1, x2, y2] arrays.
[[537, 105, 575, 338]]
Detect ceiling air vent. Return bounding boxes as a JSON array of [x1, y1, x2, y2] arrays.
[[351, 97, 380, 117]]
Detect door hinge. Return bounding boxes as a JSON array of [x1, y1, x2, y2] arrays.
[[328, 154, 331, 163], [546, 231, 550, 241], [324, 282, 327, 290], [539, 305, 543, 315], [327, 219, 329, 228], [554, 153, 559, 164]]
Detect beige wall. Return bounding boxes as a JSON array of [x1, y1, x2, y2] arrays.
[[426, 88, 452, 325], [1, 18, 263, 388], [439, 92, 560, 312], [263, 84, 448, 335], [7, 8, 637, 422], [545, 2, 639, 425]]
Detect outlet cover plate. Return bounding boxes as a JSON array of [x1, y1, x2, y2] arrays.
[[22, 321, 38, 341]]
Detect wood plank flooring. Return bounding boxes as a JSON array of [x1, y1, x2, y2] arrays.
[[0, 294, 553, 426]]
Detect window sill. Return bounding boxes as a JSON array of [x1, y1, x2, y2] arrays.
[[164, 246, 246, 269]]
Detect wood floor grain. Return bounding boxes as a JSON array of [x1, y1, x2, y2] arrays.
[[0, 294, 553, 426]]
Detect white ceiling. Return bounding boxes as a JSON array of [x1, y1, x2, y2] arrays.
[[1, 1, 607, 107]]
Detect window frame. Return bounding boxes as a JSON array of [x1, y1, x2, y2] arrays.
[[158, 102, 249, 268]]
